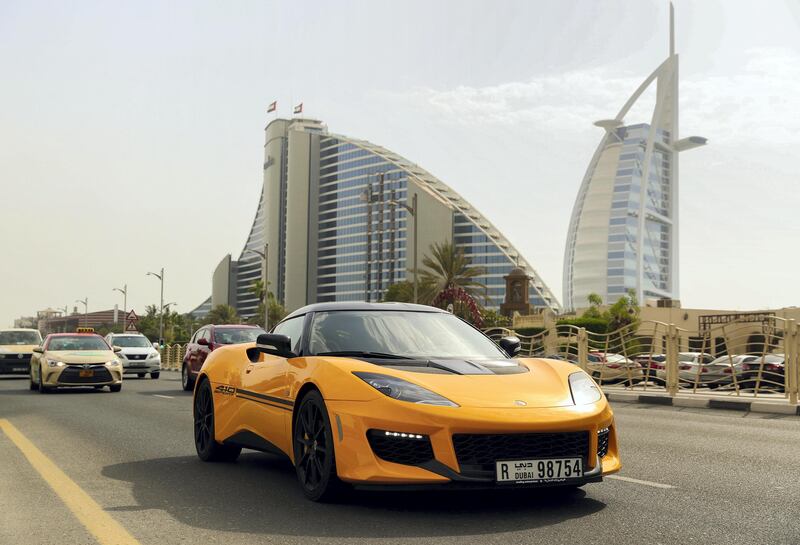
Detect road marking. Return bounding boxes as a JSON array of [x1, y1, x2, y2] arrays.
[[607, 474, 675, 489], [153, 394, 174, 399], [0, 419, 142, 545]]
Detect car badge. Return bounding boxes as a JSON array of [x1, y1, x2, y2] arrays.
[[83, 364, 91, 369], [514, 400, 527, 406]]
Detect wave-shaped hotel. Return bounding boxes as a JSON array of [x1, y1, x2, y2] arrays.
[[205, 117, 561, 318]]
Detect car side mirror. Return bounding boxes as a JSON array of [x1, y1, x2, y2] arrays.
[[113, 346, 122, 353], [33, 347, 44, 354], [253, 333, 296, 359], [152, 342, 159, 350], [499, 336, 521, 358], [197, 338, 209, 346]]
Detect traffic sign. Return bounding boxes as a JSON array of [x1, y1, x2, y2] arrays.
[[125, 321, 138, 332], [126, 310, 139, 323]]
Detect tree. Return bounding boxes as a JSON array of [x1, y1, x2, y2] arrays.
[[382, 279, 436, 304], [583, 293, 603, 319], [248, 279, 286, 328], [606, 289, 640, 332], [203, 305, 240, 325], [420, 241, 487, 302]]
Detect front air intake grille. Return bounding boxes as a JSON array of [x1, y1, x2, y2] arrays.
[[126, 354, 147, 361], [453, 431, 590, 473], [58, 366, 113, 384], [367, 429, 434, 466], [597, 428, 610, 458]]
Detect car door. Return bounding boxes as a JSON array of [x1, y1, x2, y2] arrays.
[[239, 316, 305, 454]]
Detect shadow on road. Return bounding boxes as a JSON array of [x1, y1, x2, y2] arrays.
[[102, 453, 605, 538]]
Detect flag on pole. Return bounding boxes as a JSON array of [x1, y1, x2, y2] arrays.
[[267, 101, 277, 113], [293, 103, 303, 114]]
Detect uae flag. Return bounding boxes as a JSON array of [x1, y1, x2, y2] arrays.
[[267, 101, 277, 113], [293, 103, 303, 114]]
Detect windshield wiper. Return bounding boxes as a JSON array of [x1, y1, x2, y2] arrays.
[[315, 351, 414, 360]]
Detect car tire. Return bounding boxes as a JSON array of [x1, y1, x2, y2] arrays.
[[29, 371, 37, 391], [150, 372, 160, 379], [293, 390, 345, 502], [137, 373, 146, 378], [109, 384, 122, 393], [194, 380, 241, 463], [182, 363, 194, 391], [38, 367, 50, 394]]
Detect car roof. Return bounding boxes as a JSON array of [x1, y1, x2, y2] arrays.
[[1, 328, 40, 332], [283, 302, 445, 321], [48, 333, 101, 337], [208, 324, 261, 329], [109, 333, 145, 336]]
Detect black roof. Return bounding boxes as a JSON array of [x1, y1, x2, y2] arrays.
[[283, 302, 445, 322]]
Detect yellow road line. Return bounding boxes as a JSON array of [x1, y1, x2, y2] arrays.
[[0, 419, 141, 545]]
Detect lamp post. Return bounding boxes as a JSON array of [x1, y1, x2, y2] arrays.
[[113, 284, 127, 329], [75, 298, 88, 327], [244, 243, 269, 330], [147, 268, 165, 344], [388, 193, 419, 303]]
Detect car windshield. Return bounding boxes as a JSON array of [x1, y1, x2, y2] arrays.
[[215, 327, 265, 345], [111, 336, 152, 348], [308, 310, 507, 360], [0, 331, 41, 345], [48, 336, 109, 351]]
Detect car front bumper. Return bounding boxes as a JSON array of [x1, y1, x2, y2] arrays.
[[122, 359, 161, 374], [325, 397, 620, 488], [0, 354, 31, 374], [42, 364, 123, 386]]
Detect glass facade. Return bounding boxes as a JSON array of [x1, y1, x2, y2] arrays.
[[605, 123, 673, 299], [316, 137, 408, 303]]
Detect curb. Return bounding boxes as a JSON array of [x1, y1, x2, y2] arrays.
[[604, 391, 800, 416]]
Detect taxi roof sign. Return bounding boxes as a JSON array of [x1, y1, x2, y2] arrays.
[[76, 327, 95, 333]]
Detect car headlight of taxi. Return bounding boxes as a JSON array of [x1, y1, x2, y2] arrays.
[[569, 371, 603, 405], [46, 359, 65, 368], [106, 359, 121, 367], [353, 372, 459, 407]]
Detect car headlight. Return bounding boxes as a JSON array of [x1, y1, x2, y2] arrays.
[[46, 359, 65, 367], [569, 372, 602, 405], [149, 351, 160, 360], [353, 372, 459, 407], [106, 359, 121, 367]]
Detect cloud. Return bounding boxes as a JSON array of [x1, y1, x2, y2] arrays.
[[385, 47, 800, 147]]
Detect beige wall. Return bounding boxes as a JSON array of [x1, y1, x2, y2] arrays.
[[410, 181, 454, 283], [211, 255, 232, 308], [284, 129, 312, 312], [263, 120, 288, 307]]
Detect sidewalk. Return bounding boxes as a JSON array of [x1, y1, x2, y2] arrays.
[[603, 386, 800, 416]]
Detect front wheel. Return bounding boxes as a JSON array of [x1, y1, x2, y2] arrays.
[[29, 370, 37, 391], [150, 372, 160, 379], [137, 373, 146, 378], [182, 364, 194, 391], [194, 380, 241, 462], [38, 367, 50, 394], [109, 384, 122, 393], [293, 391, 344, 502]]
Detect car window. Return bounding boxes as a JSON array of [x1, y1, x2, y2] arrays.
[[47, 336, 109, 351], [702, 354, 714, 363], [215, 327, 265, 345], [273, 317, 305, 354], [201, 329, 211, 343], [0, 331, 41, 345]]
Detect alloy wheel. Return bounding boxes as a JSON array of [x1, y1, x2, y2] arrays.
[[194, 384, 213, 454], [294, 400, 329, 491]]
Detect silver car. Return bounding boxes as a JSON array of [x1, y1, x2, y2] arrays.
[[105, 333, 161, 379]]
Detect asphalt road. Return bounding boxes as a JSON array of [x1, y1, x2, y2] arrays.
[[0, 373, 798, 545]]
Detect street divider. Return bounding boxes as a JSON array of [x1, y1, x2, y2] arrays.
[[158, 344, 186, 372]]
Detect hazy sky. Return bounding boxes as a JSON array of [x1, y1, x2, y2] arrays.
[[2, 0, 799, 327]]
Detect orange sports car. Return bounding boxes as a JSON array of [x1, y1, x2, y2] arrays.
[[193, 302, 620, 501]]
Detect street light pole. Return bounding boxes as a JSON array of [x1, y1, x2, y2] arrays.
[[113, 284, 127, 330], [147, 268, 164, 344], [76, 298, 88, 327], [388, 192, 418, 303], [244, 243, 269, 330]]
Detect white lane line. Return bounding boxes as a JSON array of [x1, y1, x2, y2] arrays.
[[153, 394, 174, 399], [607, 475, 675, 489]]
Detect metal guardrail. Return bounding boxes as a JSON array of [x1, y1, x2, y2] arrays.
[[486, 317, 800, 405]]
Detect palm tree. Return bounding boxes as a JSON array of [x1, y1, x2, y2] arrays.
[[204, 305, 240, 325], [420, 241, 487, 303]]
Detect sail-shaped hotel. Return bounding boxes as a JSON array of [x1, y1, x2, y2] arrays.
[[563, 3, 706, 310]]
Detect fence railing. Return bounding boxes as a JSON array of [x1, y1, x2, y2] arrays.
[[486, 317, 800, 404], [158, 344, 186, 372]]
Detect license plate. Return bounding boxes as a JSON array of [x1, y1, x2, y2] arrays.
[[496, 458, 583, 484], [79, 370, 94, 378], [12, 367, 25, 372]]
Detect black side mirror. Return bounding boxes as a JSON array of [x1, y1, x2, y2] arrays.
[[33, 347, 44, 354], [499, 336, 521, 358], [253, 333, 296, 359]]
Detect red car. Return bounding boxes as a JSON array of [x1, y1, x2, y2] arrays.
[[181, 324, 265, 391]]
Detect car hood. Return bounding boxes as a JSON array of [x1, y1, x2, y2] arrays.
[[0, 344, 38, 354], [342, 357, 580, 409], [44, 350, 116, 364], [117, 347, 155, 356]]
